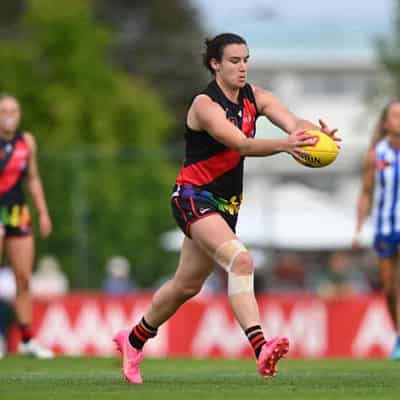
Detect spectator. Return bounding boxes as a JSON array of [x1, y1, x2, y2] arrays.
[[316, 251, 370, 299], [31, 255, 69, 297], [271, 253, 307, 292], [102, 256, 136, 295], [0, 265, 16, 358]]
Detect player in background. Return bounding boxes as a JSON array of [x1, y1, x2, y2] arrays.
[[0, 95, 53, 358], [114, 33, 340, 383], [353, 100, 400, 360]]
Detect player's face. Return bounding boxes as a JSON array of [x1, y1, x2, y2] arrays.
[[0, 97, 21, 134], [213, 44, 249, 88]]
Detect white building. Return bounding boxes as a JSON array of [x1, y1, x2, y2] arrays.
[[237, 47, 385, 249]]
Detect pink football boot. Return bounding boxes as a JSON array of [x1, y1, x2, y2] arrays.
[[257, 337, 289, 378], [113, 329, 144, 384]]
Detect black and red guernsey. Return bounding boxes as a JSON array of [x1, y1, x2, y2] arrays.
[[0, 132, 30, 206], [176, 80, 259, 202]]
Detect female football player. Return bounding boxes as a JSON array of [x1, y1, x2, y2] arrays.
[[0, 94, 53, 358], [114, 33, 339, 383], [353, 100, 400, 360]]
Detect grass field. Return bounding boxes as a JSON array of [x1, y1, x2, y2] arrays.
[[0, 356, 398, 400]]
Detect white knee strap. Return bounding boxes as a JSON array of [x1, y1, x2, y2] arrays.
[[214, 239, 254, 295]]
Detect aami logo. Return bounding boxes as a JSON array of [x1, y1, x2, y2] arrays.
[[301, 154, 321, 165]]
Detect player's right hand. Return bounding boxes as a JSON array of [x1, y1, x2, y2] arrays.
[[285, 130, 317, 160], [39, 212, 52, 239]]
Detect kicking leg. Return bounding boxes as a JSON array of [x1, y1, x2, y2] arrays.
[[114, 236, 215, 383]]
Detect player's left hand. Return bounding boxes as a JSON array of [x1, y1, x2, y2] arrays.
[[318, 118, 341, 148], [39, 212, 52, 238]]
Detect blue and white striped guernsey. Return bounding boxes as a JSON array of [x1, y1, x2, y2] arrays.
[[373, 138, 400, 236]]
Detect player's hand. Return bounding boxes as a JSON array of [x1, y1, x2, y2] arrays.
[[39, 212, 52, 238], [318, 118, 341, 148], [285, 130, 318, 161]]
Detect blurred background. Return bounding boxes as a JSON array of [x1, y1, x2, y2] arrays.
[[1, 0, 399, 358]]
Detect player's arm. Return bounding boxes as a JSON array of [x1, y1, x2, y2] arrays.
[[252, 85, 340, 142], [188, 95, 316, 158], [24, 132, 52, 238], [353, 147, 375, 248]]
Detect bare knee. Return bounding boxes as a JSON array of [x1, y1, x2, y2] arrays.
[[15, 272, 30, 294], [231, 252, 254, 275]]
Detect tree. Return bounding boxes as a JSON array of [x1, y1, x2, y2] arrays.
[[0, 0, 179, 288], [95, 0, 208, 144], [377, 0, 400, 97]]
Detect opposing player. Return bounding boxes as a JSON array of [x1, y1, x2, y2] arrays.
[[114, 33, 339, 382], [353, 100, 400, 360], [0, 94, 53, 358]]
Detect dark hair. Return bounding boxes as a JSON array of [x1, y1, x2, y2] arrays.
[[202, 33, 247, 75], [370, 100, 400, 147]]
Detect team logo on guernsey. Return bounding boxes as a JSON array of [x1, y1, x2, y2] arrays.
[[376, 159, 392, 170], [242, 98, 256, 137]]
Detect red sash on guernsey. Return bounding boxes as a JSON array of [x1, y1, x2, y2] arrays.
[[0, 137, 30, 195]]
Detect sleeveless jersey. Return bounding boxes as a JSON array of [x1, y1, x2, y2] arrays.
[[176, 80, 258, 203], [373, 138, 400, 236], [0, 132, 30, 206]]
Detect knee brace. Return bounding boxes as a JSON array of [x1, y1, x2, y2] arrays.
[[214, 239, 254, 296]]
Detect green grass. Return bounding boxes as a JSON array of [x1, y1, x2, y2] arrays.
[[0, 357, 399, 400]]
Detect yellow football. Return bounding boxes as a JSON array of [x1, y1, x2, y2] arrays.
[[295, 130, 339, 168]]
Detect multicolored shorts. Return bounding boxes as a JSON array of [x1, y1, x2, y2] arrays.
[[171, 184, 241, 238], [0, 204, 32, 238]]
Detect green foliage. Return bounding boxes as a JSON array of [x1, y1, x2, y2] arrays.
[[0, 0, 179, 287], [377, 1, 400, 96], [95, 0, 208, 140]]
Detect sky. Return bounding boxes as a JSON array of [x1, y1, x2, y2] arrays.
[[193, 0, 391, 24], [192, 0, 392, 55]]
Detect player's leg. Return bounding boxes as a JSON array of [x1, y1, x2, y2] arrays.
[[392, 251, 400, 359], [6, 236, 33, 341], [374, 236, 400, 359], [0, 226, 5, 358], [377, 251, 400, 359], [127, 214, 262, 349], [191, 215, 259, 327], [190, 215, 288, 377], [378, 255, 398, 329], [114, 235, 215, 383], [5, 235, 53, 358], [143, 237, 215, 327]]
